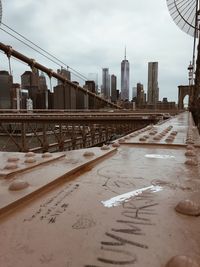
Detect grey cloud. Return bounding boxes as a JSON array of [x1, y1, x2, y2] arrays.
[[0, 0, 194, 101]]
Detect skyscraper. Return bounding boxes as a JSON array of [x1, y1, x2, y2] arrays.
[[21, 70, 39, 109], [111, 74, 117, 103], [102, 68, 110, 99], [136, 83, 145, 108], [57, 68, 71, 85], [88, 73, 98, 93], [147, 62, 159, 105], [38, 72, 48, 109], [0, 70, 13, 109], [132, 87, 137, 100], [121, 48, 130, 100]]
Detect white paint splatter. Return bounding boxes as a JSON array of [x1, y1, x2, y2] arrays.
[[102, 185, 163, 208], [145, 154, 175, 159]]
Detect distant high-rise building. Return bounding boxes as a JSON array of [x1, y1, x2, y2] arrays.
[[102, 68, 110, 99], [111, 75, 117, 103], [86, 80, 96, 108], [88, 73, 98, 93], [11, 83, 21, 110], [121, 48, 130, 100], [57, 68, 71, 85], [21, 70, 39, 109], [136, 83, 144, 108], [0, 70, 13, 109], [86, 80, 96, 93], [39, 72, 48, 92], [147, 62, 159, 105], [132, 87, 137, 99], [38, 72, 48, 109]]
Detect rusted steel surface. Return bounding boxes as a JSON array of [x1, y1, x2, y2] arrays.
[[0, 112, 200, 267]]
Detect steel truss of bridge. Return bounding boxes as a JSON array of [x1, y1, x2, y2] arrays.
[[0, 111, 162, 152]]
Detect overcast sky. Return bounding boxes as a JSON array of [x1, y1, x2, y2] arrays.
[[0, 0, 194, 102]]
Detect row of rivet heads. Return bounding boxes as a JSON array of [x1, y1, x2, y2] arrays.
[[7, 146, 114, 192], [188, 112, 195, 127], [185, 144, 198, 166], [169, 144, 200, 267], [138, 125, 174, 142], [118, 125, 154, 143], [115, 125, 153, 143], [185, 126, 197, 145], [2, 152, 53, 171], [3, 152, 53, 192], [165, 130, 178, 143]]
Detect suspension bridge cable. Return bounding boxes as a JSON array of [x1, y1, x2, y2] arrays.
[[0, 24, 87, 81], [0, 49, 28, 66], [1, 22, 88, 80]]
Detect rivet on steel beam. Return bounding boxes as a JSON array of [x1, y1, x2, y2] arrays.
[[165, 255, 199, 267], [9, 180, 29, 191], [4, 163, 18, 170], [42, 152, 53, 158], [112, 142, 120, 147], [185, 150, 196, 157], [185, 159, 198, 166], [165, 137, 174, 142], [25, 152, 36, 157], [175, 199, 200, 216], [24, 157, 36, 164], [187, 145, 195, 150], [101, 144, 110, 150], [7, 156, 20, 162], [83, 151, 95, 157], [171, 131, 178, 136]]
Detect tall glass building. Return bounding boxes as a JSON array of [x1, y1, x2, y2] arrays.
[[102, 68, 110, 99], [121, 49, 130, 100]]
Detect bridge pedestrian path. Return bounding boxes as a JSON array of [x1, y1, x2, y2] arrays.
[[0, 111, 200, 267]]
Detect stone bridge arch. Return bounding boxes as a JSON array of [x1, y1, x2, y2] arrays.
[[178, 85, 195, 109]]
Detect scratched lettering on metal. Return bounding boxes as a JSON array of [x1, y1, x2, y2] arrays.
[[23, 184, 79, 224], [85, 193, 158, 266]]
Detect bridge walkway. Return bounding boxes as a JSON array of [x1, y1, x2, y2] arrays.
[[0, 111, 200, 266]]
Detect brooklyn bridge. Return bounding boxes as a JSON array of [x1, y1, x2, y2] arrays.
[[0, 1, 200, 267]]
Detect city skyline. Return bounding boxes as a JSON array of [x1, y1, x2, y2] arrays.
[[0, 0, 193, 102]]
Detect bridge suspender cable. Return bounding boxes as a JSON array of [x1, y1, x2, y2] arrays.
[[0, 22, 88, 81], [0, 42, 121, 109]]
